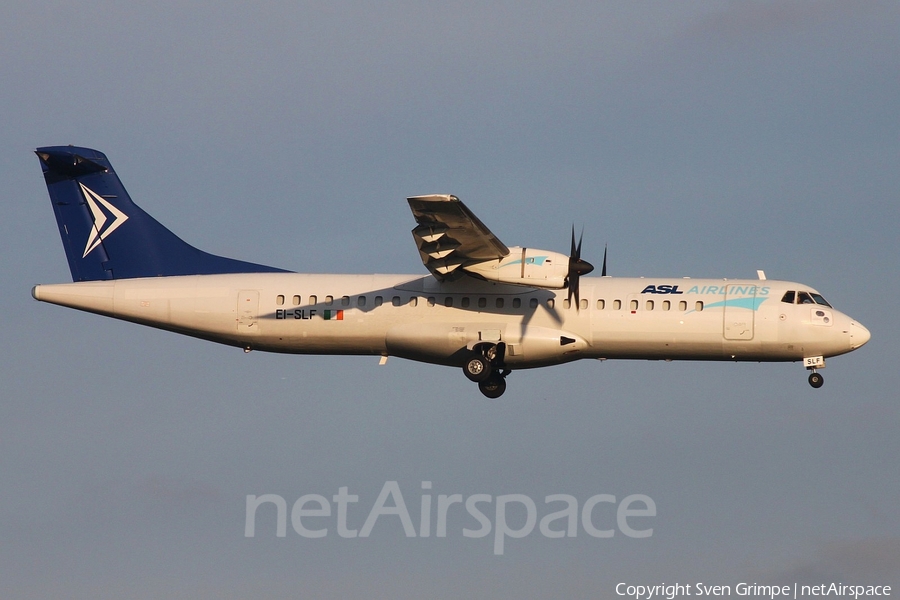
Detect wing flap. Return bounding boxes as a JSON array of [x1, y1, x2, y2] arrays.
[[408, 195, 509, 280]]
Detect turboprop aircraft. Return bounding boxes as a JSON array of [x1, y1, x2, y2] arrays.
[[32, 146, 870, 398]]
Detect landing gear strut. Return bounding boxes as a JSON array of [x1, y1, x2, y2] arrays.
[[463, 343, 510, 398]]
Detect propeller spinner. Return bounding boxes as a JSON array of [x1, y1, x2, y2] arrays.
[[566, 227, 594, 310]]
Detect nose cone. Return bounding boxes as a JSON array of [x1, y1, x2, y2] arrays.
[[850, 320, 871, 350]]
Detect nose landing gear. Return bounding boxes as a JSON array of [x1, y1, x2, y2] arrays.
[[804, 355, 825, 389], [463, 343, 510, 398]]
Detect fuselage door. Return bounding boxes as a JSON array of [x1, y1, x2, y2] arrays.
[[237, 290, 260, 334], [723, 284, 755, 340]]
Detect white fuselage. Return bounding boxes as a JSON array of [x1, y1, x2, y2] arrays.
[[32, 273, 870, 370]]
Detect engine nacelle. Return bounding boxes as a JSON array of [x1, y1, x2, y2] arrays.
[[462, 246, 570, 289]]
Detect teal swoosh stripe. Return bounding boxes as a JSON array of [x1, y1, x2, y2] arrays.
[[502, 256, 549, 268], [703, 297, 768, 311]]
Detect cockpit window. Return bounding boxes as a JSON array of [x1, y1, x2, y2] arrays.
[[810, 293, 832, 308], [782, 290, 833, 307]]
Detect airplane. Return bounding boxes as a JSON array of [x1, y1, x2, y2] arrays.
[[32, 146, 870, 398]]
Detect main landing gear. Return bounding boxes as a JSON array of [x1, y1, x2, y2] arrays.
[[463, 343, 510, 398]]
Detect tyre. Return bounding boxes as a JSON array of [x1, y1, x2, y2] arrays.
[[478, 376, 507, 398], [808, 372, 824, 388], [463, 355, 491, 382]]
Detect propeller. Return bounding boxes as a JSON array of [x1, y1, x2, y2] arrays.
[[566, 226, 594, 310]]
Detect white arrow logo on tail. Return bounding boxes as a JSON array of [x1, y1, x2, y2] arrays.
[[80, 182, 129, 258]]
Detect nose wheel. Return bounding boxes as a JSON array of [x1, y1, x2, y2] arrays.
[[808, 370, 824, 388]]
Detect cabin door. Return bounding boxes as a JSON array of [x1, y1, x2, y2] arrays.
[[723, 285, 755, 340]]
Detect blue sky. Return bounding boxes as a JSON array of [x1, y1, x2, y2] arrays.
[[2, 2, 898, 597]]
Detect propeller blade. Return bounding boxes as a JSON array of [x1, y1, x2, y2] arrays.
[[567, 226, 576, 307], [573, 280, 580, 310], [601, 244, 607, 277], [566, 227, 594, 311]]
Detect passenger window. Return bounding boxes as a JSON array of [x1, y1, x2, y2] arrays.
[[695, 301, 704, 312], [341, 296, 350, 306], [547, 299, 555, 309], [392, 296, 402, 307], [276, 295, 284, 306], [613, 299, 622, 310], [496, 298, 504, 308], [597, 299, 605, 310], [461, 297, 470, 308], [409, 297, 418, 307], [444, 297, 453, 307], [325, 295, 333, 305], [374, 296, 383, 307], [580, 299, 587, 310], [630, 299, 639, 311], [781, 291, 796, 304], [512, 298, 521, 308], [309, 295, 317, 305], [529, 298, 538, 309], [292, 295, 301, 306], [646, 300, 654, 311], [427, 297, 435, 307], [563, 299, 571, 309], [357, 296, 366, 307], [679, 301, 687, 311], [478, 298, 487, 308], [662, 300, 670, 311]]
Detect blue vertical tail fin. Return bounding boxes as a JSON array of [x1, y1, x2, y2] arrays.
[[36, 146, 289, 281]]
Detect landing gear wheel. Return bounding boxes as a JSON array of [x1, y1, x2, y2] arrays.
[[479, 375, 507, 398], [808, 372, 824, 388], [463, 355, 491, 382]]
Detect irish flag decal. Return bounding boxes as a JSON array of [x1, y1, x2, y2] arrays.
[[323, 310, 344, 321]]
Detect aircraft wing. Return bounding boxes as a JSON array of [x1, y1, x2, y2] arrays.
[[408, 195, 510, 279]]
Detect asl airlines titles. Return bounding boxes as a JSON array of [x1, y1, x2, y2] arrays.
[[640, 284, 771, 296]]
